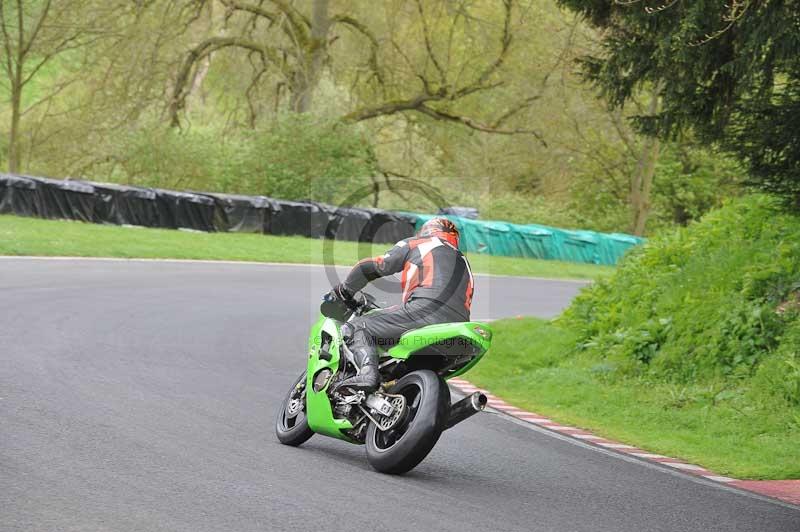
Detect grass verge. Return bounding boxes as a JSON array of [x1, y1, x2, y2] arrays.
[[468, 317, 800, 480], [0, 215, 614, 280]]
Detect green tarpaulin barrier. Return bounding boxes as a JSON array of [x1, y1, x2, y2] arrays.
[[513, 224, 558, 260], [400, 212, 642, 266], [602, 233, 643, 263], [559, 230, 602, 264]]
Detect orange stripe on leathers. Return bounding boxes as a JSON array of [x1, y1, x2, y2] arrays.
[[421, 251, 435, 287], [402, 263, 420, 303]]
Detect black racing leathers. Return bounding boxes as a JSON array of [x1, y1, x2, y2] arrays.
[[334, 236, 475, 393], [342, 235, 475, 320]]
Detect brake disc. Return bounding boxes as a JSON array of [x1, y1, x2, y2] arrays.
[[286, 392, 304, 416], [377, 394, 407, 432], [285, 376, 307, 415]]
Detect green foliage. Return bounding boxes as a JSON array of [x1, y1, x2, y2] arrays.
[[649, 145, 743, 230], [103, 116, 375, 204], [478, 192, 584, 229], [562, 195, 800, 399], [110, 126, 231, 190], [0, 0, 747, 236], [246, 116, 376, 204], [752, 320, 800, 407], [552, 139, 743, 234], [557, 0, 800, 206], [475, 142, 741, 234], [468, 317, 800, 479]]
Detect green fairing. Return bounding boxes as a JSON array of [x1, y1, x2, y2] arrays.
[[303, 316, 492, 443], [305, 316, 356, 442], [387, 322, 493, 379]]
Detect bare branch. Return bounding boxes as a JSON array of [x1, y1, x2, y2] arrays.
[[330, 14, 383, 85], [244, 52, 270, 128], [15, 0, 23, 58], [340, 0, 550, 143], [20, 0, 51, 57], [20, 76, 80, 117], [451, 80, 504, 100], [169, 36, 282, 127], [609, 108, 641, 160], [375, 172, 443, 206], [389, 39, 420, 85], [414, 0, 447, 86], [491, 94, 542, 128], [457, 0, 513, 95], [0, 2, 15, 78], [220, 0, 310, 47], [20, 31, 105, 88], [345, 94, 545, 144], [560, 114, 629, 194], [342, 93, 446, 122], [490, 18, 577, 129], [416, 104, 547, 145], [444, 1, 464, 86], [382, 174, 412, 203]]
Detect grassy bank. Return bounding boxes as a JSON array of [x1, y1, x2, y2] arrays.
[[0, 215, 614, 280], [469, 317, 799, 480], [469, 196, 800, 480]]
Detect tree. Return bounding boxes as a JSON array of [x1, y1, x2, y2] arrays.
[[556, 0, 800, 207], [623, 84, 661, 236], [168, 0, 548, 141], [0, 0, 114, 173], [552, 79, 664, 235], [5, 1, 213, 179]]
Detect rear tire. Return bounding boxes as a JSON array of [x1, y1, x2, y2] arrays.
[[365, 370, 449, 474], [275, 372, 314, 446]]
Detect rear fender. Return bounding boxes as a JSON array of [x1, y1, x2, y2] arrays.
[[386, 321, 493, 379]]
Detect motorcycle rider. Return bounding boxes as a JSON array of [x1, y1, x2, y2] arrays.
[[330, 217, 475, 394]]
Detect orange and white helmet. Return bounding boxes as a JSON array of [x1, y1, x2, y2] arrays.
[[417, 217, 460, 247]]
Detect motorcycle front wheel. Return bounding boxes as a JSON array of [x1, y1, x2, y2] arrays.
[[365, 369, 450, 474], [275, 372, 314, 446]]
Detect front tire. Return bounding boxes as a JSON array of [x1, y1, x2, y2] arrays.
[[365, 370, 449, 474], [275, 372, 314, 446]]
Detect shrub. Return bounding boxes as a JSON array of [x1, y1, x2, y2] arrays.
[[243, 115, 376, 204], [101, 115, 376, 205], [752, 319, 800, 406], [562, 195, 800, 383]]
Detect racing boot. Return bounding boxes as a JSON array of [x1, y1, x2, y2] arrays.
[[334, 347, 380, 394]]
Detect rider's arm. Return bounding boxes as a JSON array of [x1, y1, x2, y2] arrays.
[[342, 240, 410, 293]]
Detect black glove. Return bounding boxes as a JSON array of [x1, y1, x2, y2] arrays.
[[332, 283, 358, 309]]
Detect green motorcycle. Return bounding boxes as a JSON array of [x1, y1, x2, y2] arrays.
[[275, 291, 492, 474]]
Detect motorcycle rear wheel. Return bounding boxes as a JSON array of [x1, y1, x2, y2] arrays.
[[275, 372, 314, 446], [365, 370, 450, 474]]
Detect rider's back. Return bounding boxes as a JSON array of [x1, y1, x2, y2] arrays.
[[398, 235, 474, 320]]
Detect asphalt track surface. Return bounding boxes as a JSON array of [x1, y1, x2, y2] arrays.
[[1, 257, 798, 532]]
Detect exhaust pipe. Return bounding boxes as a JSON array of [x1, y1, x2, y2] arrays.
[[445, 392, 488, 430]]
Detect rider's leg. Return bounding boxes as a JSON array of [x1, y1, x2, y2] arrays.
[[334, 306, 419, 393], [334, 321, 381, 393], [334, 300, 468, 393]]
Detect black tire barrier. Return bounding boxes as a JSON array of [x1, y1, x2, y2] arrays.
[[0, 173, 416, 244], [0, 175, 40, 218], [0, 173, 643, 264]]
